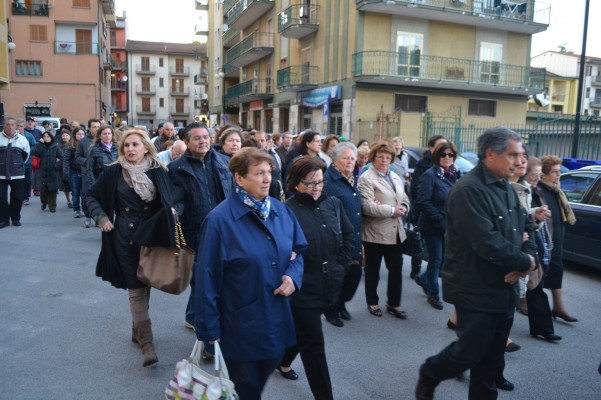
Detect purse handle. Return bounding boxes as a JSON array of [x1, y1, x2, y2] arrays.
[[190, 340, 231, 380], [171, 209, 188, 249]]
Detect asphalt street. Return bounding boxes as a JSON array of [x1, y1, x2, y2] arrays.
[[1, 194, 600, 399]]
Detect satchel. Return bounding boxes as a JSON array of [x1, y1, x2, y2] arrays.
[[402, 223, 426, 257], [137, 213, 194, 295], [165, 340, 238, 400]]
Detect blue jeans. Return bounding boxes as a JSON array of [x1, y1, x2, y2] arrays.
[[68, 171, 82, 212], [419, 233, 444, 298], [81, 174, 93, 217], [23, 166, 32, 200]]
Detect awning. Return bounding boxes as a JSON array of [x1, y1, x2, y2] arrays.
[[301, 85, 341, 108]]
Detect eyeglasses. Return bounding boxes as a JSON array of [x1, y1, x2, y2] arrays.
[[441, 153, 455, 158], [301, 180, 326, 189]]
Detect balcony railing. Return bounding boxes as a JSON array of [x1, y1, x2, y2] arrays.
[[551, 94, 566, 102], [352, 51, 546, 92], [170, 87, 190, 97], [226, 0, 275, 31], [102, 0, 115, 14], [223, 27, 241, 48], [223, 64, 239, 78], [110, 81, 127, 90], [355, 0, 550, 34], [592, 75, 601, 87], [170, 66, 190, 76], [136, 106, 156, 115], [225, 79, 273, 105], [277, 66, 319, 91], [136, 85, 156, 95], [171, 107, 191, 116], [54, 41, 99, 55], [195, 0, 208, 11], [12, 1, 51, 16], [226, 32, 274, 67], [135, 64, 156, 75], [590, 99, 601, 108], [110, 59, 126, 70], [194, 74, 207, 85], [110, 38, 126, 48], [278, 4, 319, 39]]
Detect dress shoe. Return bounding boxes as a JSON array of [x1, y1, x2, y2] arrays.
[[386, 304, 408, 319], [531, 332, 562, 341], [427, 296, 444, 310], [415, 377, 435, 400], [11, 220, 22, 226], [339, 305, 351, 321], [326, 316, 344, 327], [505, 341, 521, 352], [278, 367, 299, 380], [367, 305, 383, 317], [552, 310, 578, 322], [446, 319, 457, 330], [495, 378, 514, 391]]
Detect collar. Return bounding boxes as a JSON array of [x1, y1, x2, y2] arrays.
[[478, 162, 509, 187], [229, 192, 279, 222]]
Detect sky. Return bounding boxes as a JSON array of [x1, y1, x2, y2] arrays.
[[115, 0, 601, 58]]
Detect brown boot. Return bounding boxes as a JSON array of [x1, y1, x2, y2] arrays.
[[131, 322, 140, 347], [136, 319, 158, 367]]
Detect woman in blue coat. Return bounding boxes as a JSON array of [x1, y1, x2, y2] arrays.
[[416, 141, 461, 310], [194, 147, 307, 400]]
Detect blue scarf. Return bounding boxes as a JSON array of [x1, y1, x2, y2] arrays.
[[236, 186, 270, 223]]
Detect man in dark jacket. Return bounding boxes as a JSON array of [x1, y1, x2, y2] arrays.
[[168, 122, 234, 332], [76, 118, 101, 227], [416, 127, 537, 400]]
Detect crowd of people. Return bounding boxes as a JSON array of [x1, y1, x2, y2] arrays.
[[1, 116, 583, 400]]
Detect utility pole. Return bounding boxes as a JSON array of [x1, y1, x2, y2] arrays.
[[571, 0, 591, 158]]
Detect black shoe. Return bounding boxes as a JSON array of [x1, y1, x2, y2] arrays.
[[415, 378, 435, 400], [41, 204, 47, 211], [367, 305, 383, 317], [386, 304, 408, 319], [496, 378, 514, 391], [339, 305, 351, 321], [446, 319, 457, 330], [531, 332, 562, 341], [11, 220, 21, 226], [427, 296, 444, 310], [326, 316, 344, 327], [278, 367, 299, 380], [505, 342, 521, 352]]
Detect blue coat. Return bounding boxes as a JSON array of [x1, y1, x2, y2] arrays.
[[416, 165, 459, 235], [194, 193, 308, 361], [324, 164, 362, 262]]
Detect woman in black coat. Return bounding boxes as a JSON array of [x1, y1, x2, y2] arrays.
[[86, 125, 118, 184], [31, 131, 62, 212], [86, 129, 182, 367], [278, 157, 354, 400]]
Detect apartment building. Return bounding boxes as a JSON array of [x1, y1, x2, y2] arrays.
[[207, 0, 549, 143], [1, 0, 115, 122], [531, 50, 601, 117], [126, 40, 207, 130], [109, 13, 127, 126], [1, 0, 10, 92]]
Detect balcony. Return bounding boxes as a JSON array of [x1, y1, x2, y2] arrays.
[[224, 64, 240, 78], [135, 64, 156, 75], [110, 59, 126, 70], [592, 75, 601, 87], [12, 1, 51, 17], [352, 51, 546, 95], [226, 32, 274, 68], [195, 0, 208, 11], [590, 99, 601, 108], [54, 41, 99, 55], [278, 4, 319, 39], [194, 74, 207, 85], [170, 66, 190, 76], [355, 0, 550, 35], [136, 106, 156, 115], [195, 23, 208, 36], [223, 27, 241, 48], [136, 85, 156, 95], [170, 87, 190, 97], [171, 106, 191, 116], [225, 79, 273, 105], [277, 66, 320, 91], [110, 81, 127, 91], [226, 0, 275, 31], [110, 38, 126, 48], [102, 0, 115, 14]]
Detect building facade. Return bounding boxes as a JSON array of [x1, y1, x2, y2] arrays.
[[207, 0, 549, 144], [126, 40, 206, 130], [1, 0, 115, 122], [1, 0, 10, 92], [109, 13, 127, 126]]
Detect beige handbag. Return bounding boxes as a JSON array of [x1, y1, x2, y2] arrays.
[[137, 214, 194, 295]]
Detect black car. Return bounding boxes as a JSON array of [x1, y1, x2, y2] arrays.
[[559, 166, 601, 270]]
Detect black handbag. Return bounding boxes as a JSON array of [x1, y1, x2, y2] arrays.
[[402, 223, 426, 257]]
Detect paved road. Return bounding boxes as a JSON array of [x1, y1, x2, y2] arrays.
[[1, 195, 600, 399]]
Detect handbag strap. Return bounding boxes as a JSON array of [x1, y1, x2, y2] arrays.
[[172, 210, 188, 249], [190, 340, 231, 381]]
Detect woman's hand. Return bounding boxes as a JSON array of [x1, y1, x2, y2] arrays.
[[98, 218, 114, 232], [393, 205, 407, 218], [274, 275, 295, 296], [534, 205, 551, 221]]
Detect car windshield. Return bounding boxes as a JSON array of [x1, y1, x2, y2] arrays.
[[560, 172, 598, 203]]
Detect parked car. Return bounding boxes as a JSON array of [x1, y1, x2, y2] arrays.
[[559, 166, 601, 270]]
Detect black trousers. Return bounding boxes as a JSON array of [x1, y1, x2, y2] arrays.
[[526, 281, 554, 335], [363, 240, 403, 307], [419, 306, 514, 400], [339, 262, 362, 304], [0, 179, 24, 224], [280, 307, 333, 400], [224, 356, 281, 400]]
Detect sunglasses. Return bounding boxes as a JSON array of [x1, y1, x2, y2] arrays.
[[441, 153, 455, 158]]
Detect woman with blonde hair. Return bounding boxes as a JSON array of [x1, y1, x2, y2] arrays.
[[86, 129, 183, 367]]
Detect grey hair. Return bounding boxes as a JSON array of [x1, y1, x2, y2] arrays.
[[477, 126, 522, 160], [16, 118, 25, 125], [331, 141, 358, 161]]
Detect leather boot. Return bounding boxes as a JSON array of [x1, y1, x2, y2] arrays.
[[131, 322, 140, 347], [136, 319, 158, 367]]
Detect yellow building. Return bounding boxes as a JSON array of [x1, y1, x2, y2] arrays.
[[527, 72, 579, 115], [207, 0, 549, 144]]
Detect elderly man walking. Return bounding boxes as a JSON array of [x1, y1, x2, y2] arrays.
[[416, 127, 538, 400], [0, 117, 31, 228]]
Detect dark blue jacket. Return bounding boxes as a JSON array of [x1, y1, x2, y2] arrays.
[[416, 165, 460, 235], [86, 142, 118, 182], [194, 193, 307, 361], [168, 148, 233, 250], [324, 164, 362, 262]]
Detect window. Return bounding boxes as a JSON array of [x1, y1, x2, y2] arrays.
[[15, 60, 42, 76], [396, 32, 422, 77], [586, 65, 592, 76], [586, 87, 591, 98], [30, 25, 47, 42], [395, 94, 427, 113], [159, 98, 164, 108], [73, 0, 90, 7], [141, 57, 150, 71], [468, 99, 496, 117], [159, 58, 164, 67], [142, 97, 151, 112], [75, 29, 93, 54], [141, 77, 150, 91], [110, 31, 117, 47], [175, 59, 184, 73], [172, 79, 183, 93], [560, 173, 599, 203], [176, 98, 185, 113], [479, 42, 502, 84], [159, 78, 164, 88]]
